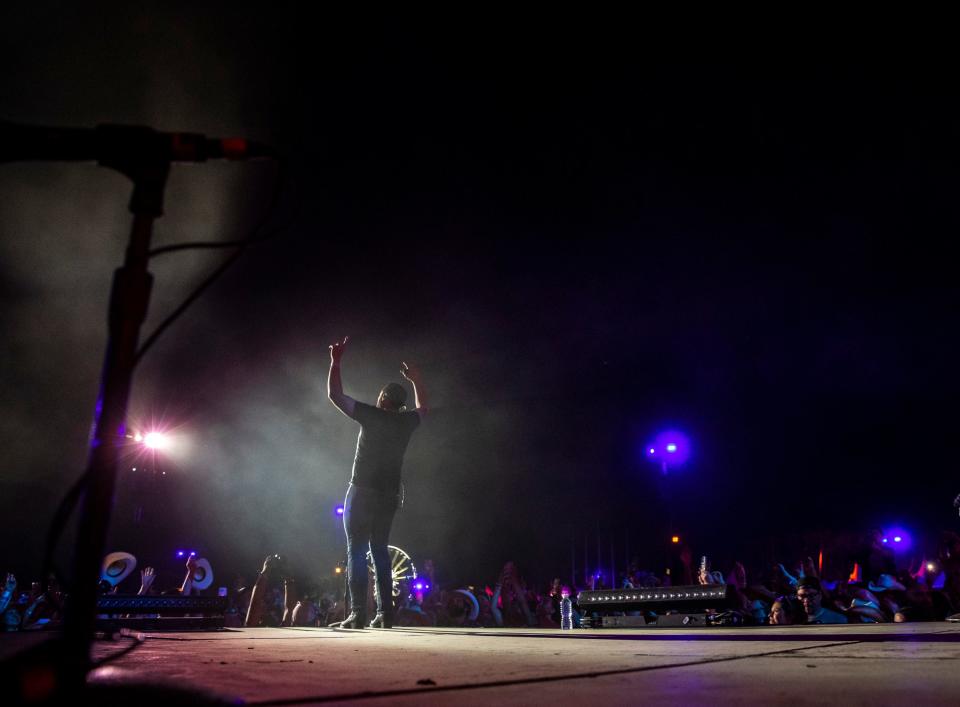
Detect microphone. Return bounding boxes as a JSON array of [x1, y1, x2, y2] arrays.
[[0, 120, 276, 164]]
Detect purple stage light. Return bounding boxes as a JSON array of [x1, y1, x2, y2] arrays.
[[177, 551, 184, 557], [666, 443, 677, 453], [894, 536, 902, 543], [335, 504, 345, 516], [882, 538, 888, 543]]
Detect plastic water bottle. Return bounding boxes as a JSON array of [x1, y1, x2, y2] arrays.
[[560, 589, 573, 630]]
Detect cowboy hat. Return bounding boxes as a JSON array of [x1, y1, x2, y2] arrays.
[[190, 557, 214, 591], [101, 552, 137, 587]]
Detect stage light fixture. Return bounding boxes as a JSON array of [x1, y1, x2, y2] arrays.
[[95, 594, 227, 631], [883, 527, 912, 551], [644, 429, 692, 471], [579, 584, 736, 627], [578, 584, 733, 610], [143, 431, 169, 450]]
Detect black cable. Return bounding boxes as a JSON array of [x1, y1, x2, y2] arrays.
[[134, 159, 291, 363], [146, 159, 289, 258], [134, 243, 247, 364], [90, 629, 146, 667], [146, 230, 278, 257]]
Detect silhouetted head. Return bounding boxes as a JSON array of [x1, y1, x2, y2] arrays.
[[377, 382, 407, 411]]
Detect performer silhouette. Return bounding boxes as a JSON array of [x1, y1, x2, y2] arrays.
[[327, 337, 426, 628]]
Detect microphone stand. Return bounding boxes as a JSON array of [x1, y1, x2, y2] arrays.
[[0, 121, 277, 701], [0, 152, 169, 701], [60, 155, 169, 694]]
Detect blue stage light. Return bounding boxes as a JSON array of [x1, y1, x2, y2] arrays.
[[644, 430, 692, 470], [883, 527, 911, 552]]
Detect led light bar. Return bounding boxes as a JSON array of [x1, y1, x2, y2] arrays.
[[94, 594, 229, 632], [577, 584, 733, 612], [96, 594, 227, 614]]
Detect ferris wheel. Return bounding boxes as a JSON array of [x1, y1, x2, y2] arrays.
[[365, 545, 417, 598]]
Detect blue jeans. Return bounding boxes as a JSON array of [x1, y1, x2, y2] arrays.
[[344, 484, 398, 618]]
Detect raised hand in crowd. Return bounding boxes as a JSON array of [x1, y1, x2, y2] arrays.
[[1, 573, 15, 612], [138, 566, 156, 596], [180, 556, 198, 595]]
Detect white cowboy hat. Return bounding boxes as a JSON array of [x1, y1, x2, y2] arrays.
[[190, 557, 214, 591], [101, 552, 137, 587]]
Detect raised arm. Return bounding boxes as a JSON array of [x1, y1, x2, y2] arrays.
[[400, 361, 427, 416], [245, 555, 277, 627], [328, 337, 357, 418], [180, 556, 196, 596]]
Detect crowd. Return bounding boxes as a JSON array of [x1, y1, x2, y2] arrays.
[[584, 527, 960, 626], [4, 527, 960, 632]]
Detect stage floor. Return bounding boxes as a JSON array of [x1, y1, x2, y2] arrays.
[[13, 622, 960, 704]]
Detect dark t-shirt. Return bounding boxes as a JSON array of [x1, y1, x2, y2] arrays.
[[349, 402, 421, 495]]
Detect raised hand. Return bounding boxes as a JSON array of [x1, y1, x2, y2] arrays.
[[731, 561, 747, 588], [262, 554, 281, 575], [139, 567, 156, 595], [1, 573, 16, 612], [777, 563, 799, 586], [329, 336, 349, 363], [400, 361, 426, 411]]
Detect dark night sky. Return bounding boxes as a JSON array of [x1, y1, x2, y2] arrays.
[[1, 6, 957, 589]]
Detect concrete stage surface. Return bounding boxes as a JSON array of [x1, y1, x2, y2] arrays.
[[10, 623, 960, 705]]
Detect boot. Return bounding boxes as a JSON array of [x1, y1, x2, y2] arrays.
[[336, 611, 367, 629], [369, 612, 393, 629]]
